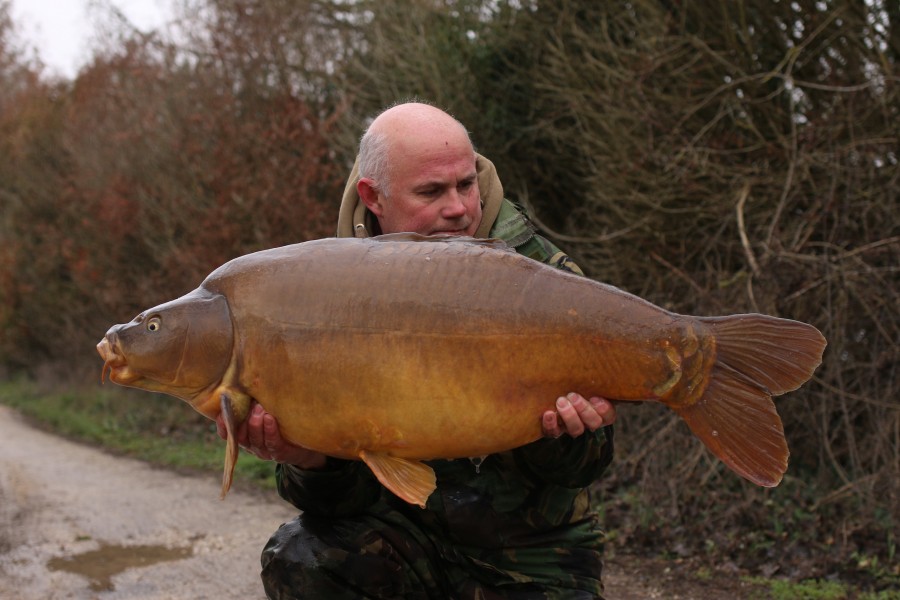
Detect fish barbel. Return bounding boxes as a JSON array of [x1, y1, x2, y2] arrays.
[[96, 234, 826, 507]]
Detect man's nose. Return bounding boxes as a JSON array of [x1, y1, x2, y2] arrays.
[[441, 190, 468, 218]]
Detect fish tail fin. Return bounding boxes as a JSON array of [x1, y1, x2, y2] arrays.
[[671, 314, 826, 487]]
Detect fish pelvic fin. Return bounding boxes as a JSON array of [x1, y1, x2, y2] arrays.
[[672, 314, 826, 487], [359, 451, 437, 509], [218, 390, 252, 500]]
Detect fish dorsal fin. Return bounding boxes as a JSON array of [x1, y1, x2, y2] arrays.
[[371, 232, 510, 251], [359, 450, 437, 508]]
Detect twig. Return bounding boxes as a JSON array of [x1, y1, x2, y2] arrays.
[[811, 473, 880, 512], [765, 84, 798, 252], [745, 276, 759, 313], [735, 183, 760, 277], [767, 73, 892, 93], [838, 236, 900, 261], [784, 277, 827, 302], [649, 252, 707, 298], [763, 8, 848, 252], [518, 188, 650, 244], [811, 375, 900, 410]]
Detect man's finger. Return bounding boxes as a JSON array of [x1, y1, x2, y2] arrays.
[[263, 413, 280, 453], [557, 396, 585, 437], [246, 403, 266, 450], [542, 410, 562, 438], [569, 393, 604, 432], [589, 397, 617, 426]]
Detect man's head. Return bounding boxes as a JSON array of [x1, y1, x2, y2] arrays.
[[357, 103, 482, 237]]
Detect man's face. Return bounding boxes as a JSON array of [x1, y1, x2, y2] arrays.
[[366, 132, 482, 237]]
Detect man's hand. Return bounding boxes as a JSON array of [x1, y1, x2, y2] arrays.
[[542, 393, 617, 438], [215, 402, 327, 469]]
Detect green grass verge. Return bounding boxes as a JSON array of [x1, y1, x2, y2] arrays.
[[0, 377, 276, 490], [745, 576, 900, 600]]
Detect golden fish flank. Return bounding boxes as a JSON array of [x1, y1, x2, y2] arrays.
[[97, 234, 826, 508]]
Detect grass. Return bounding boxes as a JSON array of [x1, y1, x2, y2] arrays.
[[0, 377, 276, 490], [745, 577, 900, 600]]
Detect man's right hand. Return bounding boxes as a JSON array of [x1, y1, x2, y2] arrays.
[[215, 402, 327, 469]]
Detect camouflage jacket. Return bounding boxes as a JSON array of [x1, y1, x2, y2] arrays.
[[275, 199, 614, 594]]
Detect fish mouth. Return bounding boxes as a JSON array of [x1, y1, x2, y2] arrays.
[[96, 334, 139, 385]]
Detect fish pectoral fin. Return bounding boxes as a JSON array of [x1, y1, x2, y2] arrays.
[[359, 451, 436, 509], [219, 390, 252, 500]]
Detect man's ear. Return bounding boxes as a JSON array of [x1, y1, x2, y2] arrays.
[[357, 178, 384, 217]]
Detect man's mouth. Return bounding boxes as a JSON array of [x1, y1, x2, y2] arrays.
[[432, 227, 468, 236]]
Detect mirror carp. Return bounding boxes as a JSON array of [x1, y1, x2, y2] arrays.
[[97, 234, 826, 507]]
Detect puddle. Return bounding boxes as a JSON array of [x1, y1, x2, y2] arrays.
[[47, 542, 193, 591]]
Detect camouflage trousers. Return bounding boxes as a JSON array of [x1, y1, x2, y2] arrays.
[[260, 511, 606, 600]]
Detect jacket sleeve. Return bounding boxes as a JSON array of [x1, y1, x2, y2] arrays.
[[514, 426, 614, 488], [489, 199, 586, 275], [275, 459, 383, 517]]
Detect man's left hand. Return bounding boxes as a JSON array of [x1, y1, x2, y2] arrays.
[[542, 393, 616, 438]]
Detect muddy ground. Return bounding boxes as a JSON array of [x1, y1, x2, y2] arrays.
[[0, 405, 761, 599]]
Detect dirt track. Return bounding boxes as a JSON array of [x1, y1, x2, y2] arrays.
[[0, 405, 297, 599], [0, 405, 753, 599]]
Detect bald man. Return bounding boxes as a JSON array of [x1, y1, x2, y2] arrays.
[[227, 103, 616, 599]]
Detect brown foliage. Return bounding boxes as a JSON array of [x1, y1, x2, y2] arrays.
[[0, 7, 344, 373], [0, 13, 72, 367]]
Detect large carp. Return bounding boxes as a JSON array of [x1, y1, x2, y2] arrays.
[[97, 234, 826, 507]]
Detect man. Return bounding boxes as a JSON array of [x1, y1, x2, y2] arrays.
[[222, 102, 617, 599]]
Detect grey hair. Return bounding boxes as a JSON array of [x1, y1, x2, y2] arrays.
[[358, 128, 393, 197]]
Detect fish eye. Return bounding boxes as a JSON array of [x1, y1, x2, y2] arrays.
[[147, 317, 162, 332]]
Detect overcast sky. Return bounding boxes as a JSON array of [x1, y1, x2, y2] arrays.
[[10, 0, 174, 78]]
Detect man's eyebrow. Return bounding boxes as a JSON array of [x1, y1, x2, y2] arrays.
[[412, 172, 477, 192], [412, 180, 446, 192]]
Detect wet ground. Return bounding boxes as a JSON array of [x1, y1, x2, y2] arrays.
[[47, 544, 193, 592]]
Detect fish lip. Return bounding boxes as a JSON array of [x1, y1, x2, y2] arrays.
[[97, 334, 136, 384], [96, 335, 123, 366]]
